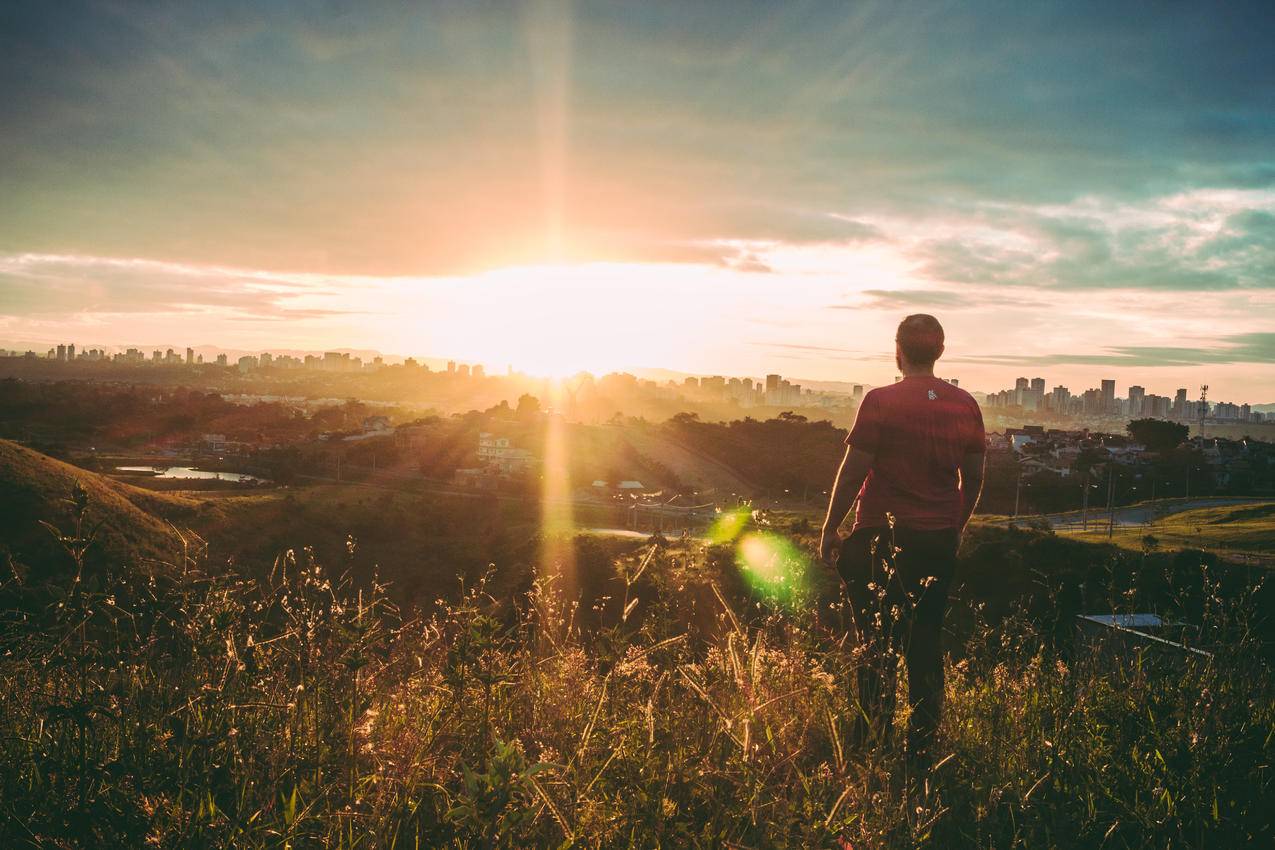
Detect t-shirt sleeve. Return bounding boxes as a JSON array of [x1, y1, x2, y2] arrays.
[[965, 399, 986, 453], [845, 391, 882, 453]]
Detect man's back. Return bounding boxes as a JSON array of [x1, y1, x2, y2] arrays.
[[845, 375, 984, 532]]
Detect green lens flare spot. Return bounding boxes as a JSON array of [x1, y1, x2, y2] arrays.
[[734, 531, 811, 609], [708, 507, 751, 545]]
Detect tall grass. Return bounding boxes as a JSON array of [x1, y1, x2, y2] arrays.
[[0, 490, 1271, 848]]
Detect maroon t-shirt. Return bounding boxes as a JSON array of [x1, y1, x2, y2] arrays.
[[845, 376, 985, 532]]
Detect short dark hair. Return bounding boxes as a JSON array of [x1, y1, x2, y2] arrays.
[[896, 314, 944, 366]]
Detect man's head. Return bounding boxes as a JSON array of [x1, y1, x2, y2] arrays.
[[895, 314, 945, 373]]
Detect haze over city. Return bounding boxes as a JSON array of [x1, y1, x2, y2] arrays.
[[3, 1, 1274, 398]]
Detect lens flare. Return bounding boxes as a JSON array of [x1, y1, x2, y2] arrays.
[[708, 506, 751, 545], [539, 386, 576, 597], [733, 531, 812, 610]]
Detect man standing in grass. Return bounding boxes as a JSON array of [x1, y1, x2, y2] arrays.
[[819, 314, 985, 769]]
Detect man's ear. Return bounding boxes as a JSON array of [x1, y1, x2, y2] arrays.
[[936, 343, 945, 361]]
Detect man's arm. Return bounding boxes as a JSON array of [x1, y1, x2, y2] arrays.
[[957, 450, 985, 532], [819, 446, 874, 565]]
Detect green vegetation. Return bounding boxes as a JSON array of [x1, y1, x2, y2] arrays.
[[1126, 418, 1190, 455], [1, 471, 1271, 847], [664, 412, 846, 496], [0, 439, 193, 574], [1061, 501, 1275, 560]]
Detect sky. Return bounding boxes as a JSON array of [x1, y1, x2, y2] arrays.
[[2, 0, 1274, 401]]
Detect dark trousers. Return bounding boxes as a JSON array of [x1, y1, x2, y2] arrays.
[[837, 525, 959, 759]]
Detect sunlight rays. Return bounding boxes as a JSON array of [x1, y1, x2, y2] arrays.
[[523, 0, 573, 261], [538, 383, 577, 599]]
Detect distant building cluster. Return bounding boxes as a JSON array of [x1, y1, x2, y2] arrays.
[[2, 342, 1265, 426], [5, 342, 495, 381], [984, 376, 1263, 424], [677, 372, 853, 409]]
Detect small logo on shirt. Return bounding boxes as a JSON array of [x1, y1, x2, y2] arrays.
[[927, 390, 938, 400]]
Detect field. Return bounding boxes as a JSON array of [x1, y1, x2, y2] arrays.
[[2, 442, 1273, 847], [1057, 501, 1275, 562]]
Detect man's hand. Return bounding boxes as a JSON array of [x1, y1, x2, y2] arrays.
[[819, 447, 873, 570], [819, 526, 841, 568]]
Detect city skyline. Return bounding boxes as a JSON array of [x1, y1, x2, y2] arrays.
[[7, 335, 1272, 414], [3, 3, 1274, 399]]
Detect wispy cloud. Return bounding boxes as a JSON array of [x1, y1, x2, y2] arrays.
[[951, 333, 1275, 369], [0, 253, 358, 320]]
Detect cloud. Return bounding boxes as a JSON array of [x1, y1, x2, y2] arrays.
[[3, 2, 1274, 275], [842, 289, 970, 310], [905, 190, 1275, 292], [750, 341, 889, 362], [0, 254, 357, 321], [951, 332, 1275, 369], [726, 252, 774, 274]]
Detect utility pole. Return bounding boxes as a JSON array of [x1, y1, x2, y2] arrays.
[[1198, 384, 1209, 440], [1081, 468, 1089, 530], [1107, 466, 1117, 539], [1013, 468, 1022, 518]]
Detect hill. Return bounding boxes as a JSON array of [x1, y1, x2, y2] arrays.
[[0, 439, 196, 574]]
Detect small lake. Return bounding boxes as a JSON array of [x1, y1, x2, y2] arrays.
[[115, 466, 269, 484]]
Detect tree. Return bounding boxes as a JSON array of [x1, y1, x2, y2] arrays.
[[1127, 418, 1189, 455], [516, 394, 540, 419]]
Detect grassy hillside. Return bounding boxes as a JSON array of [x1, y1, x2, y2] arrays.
[[1059, 501, 1275, 559], [0, 439, 196, 574], [189, 486, 650, 608], [2, 527, 1270, 847]]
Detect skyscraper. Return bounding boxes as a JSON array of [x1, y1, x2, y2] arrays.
[[1101, 379, 1116, 413], [1128, 385, 1145, 417], [1174, 388, 1188, 417]]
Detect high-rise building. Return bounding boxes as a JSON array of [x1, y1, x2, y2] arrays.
[[852, 384, 864, 401], [1128, 385, 1145, 417], [1050, 385, 1071, 411], [447, 360, 456, 374], [765, 374, 781, 394], [56, 344, 67, 362], [1101, 379, 1116, 413], [67, 344, 76, 360], [1173, 388, 1188, 417], [186, 347, 194, 364], [473, 364, 485, 378], [1030, 377, 1045, 395]]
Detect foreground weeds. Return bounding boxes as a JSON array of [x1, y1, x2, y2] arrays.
[[0, 491, 1271, 848]]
